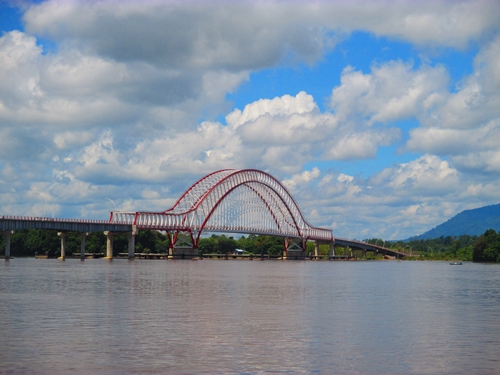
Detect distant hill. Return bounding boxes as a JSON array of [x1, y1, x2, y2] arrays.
[[409, 203, 500, 240]]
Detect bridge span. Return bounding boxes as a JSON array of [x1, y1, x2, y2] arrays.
[[2, 169, 405, 260], [334, 238, 408, 259]]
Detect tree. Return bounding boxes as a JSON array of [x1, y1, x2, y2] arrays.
[[473, 229, 500, 262]]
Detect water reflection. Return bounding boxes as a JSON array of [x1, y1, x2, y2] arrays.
[[1, 259, 499, 374]]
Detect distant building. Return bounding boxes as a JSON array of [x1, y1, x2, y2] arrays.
[[231, 249, 246, 255]]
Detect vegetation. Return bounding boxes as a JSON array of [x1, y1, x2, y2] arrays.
[[366, 229, 500, 262], [472, 229, 500, 262], [198, 234, 291, 255], [2, 228, 500, 262], [0, 229, 308, 257], [0, 229, 169, 257], [365, 234, 476, 261]]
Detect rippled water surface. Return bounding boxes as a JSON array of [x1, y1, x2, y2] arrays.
[[1, 258, 500, 375]]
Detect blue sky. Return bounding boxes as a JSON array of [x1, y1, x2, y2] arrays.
[[1, 0, 500, 240]]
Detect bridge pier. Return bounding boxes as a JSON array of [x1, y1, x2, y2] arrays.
[[314, 241, 319, 257], [57, 232, 87, 260], [105, 231, 114, 259], [104, 226, 137, 260], [329, 242, 335, 258], [168, 246, 198, 259], [2, 231, 13, 259], [283, 237, 307, 260], [80, 233, 87, 260], [128, 233, 135, 259], [57, 232, 67, 260]]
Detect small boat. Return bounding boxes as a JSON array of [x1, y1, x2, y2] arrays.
[[449, 262, 463, 265]]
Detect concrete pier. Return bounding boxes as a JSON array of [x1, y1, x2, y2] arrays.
[[284, 249, 307, 260], [80, 233, 87, 260], [104, 226, 137, 260], [2, 231, 12, 259], [329, 242, 335, 257], [57, 232, 67, 260], [128, 233, 135, 259], [104, 231, 114, 259], [168, 246, 198, 259]]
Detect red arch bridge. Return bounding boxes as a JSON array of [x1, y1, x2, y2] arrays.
[[1, 169, 407, 260]]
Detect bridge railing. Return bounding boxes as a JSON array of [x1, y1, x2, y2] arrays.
[[110, 211, 333, 241], [1, 215, 111, 224]]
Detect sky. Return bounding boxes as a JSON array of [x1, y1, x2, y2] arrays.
[[1, 0, 500, 241]]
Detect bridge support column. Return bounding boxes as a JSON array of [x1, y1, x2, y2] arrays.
[[169, 246, 198, 259], [104, 231, 114, 259], [167, 231, 198, 259], [57, 232, 67, 260], [80, 233, 87, 260], [2, 231, 12, 259], [314, 241, 319, 257], [128, 233, 135, 259], [329, 242, 335, 258], [283, 237, 307, 260]]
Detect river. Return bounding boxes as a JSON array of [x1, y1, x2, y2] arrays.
[[1, 258, 499, 375]]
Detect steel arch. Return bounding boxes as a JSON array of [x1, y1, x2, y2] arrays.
[[110, 169, 332, 243]]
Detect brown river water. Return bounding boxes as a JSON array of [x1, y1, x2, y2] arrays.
[[1, 258, 499, 375]]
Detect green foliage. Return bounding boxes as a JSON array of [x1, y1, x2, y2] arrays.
[[197, 234, 285, 255], [1, 229, 168, 257], [473, 229, 500, 262], [7, 229, 495, 261], [198, 234, 237, 254], [366, 234, 477, 261]]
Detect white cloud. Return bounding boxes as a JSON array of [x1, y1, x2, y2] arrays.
[[330, 62, 449, 125], [23, 1, 500, 67], [407, 119, 500, 157], [0, 0, 500, 240], [453, 150, 500, 174], [282, 167, 320, 192], [337, 174, 354, 183], [227, 91, 318, 129], [405, 35, 500, 176], [325, 129, 400, 160], [376, 154, 460, 195]]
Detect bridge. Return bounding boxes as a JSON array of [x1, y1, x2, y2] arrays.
[[1, 169, 407, 260]]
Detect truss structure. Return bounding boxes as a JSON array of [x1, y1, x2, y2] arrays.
[[110, 169, 332, 246]]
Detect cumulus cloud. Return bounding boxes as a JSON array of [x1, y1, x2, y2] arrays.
[[227, 91, 318, 129], [405, 35, 500, 177], [419, 36, 500, 131], [282, 167, 320, 192], [375, 154, 460, 195], [23, 0, 500, 66], [1, 0, 500, 241], [324, 129, 400, 160], [330, 62, 449, 125], [292, 155, 494, 240], [23, 1, 332, 69]]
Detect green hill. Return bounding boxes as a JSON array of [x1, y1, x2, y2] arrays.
[[409, 203, 500, 240]]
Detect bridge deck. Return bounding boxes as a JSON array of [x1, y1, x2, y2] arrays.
[[0, 216, 132, 233]]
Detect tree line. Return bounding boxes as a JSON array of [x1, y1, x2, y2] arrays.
[[2, 228, 500, 262], [366, 228, 500, 262], [0, 229, 307, 257]]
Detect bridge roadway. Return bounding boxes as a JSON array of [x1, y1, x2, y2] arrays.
[[0, 215, 411, 260], [0, 215, 136, 260], [0, 216, 132, 232], [333, 238, 408, 259]]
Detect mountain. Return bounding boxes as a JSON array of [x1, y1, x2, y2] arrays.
[[409, 203, 500, 240]]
